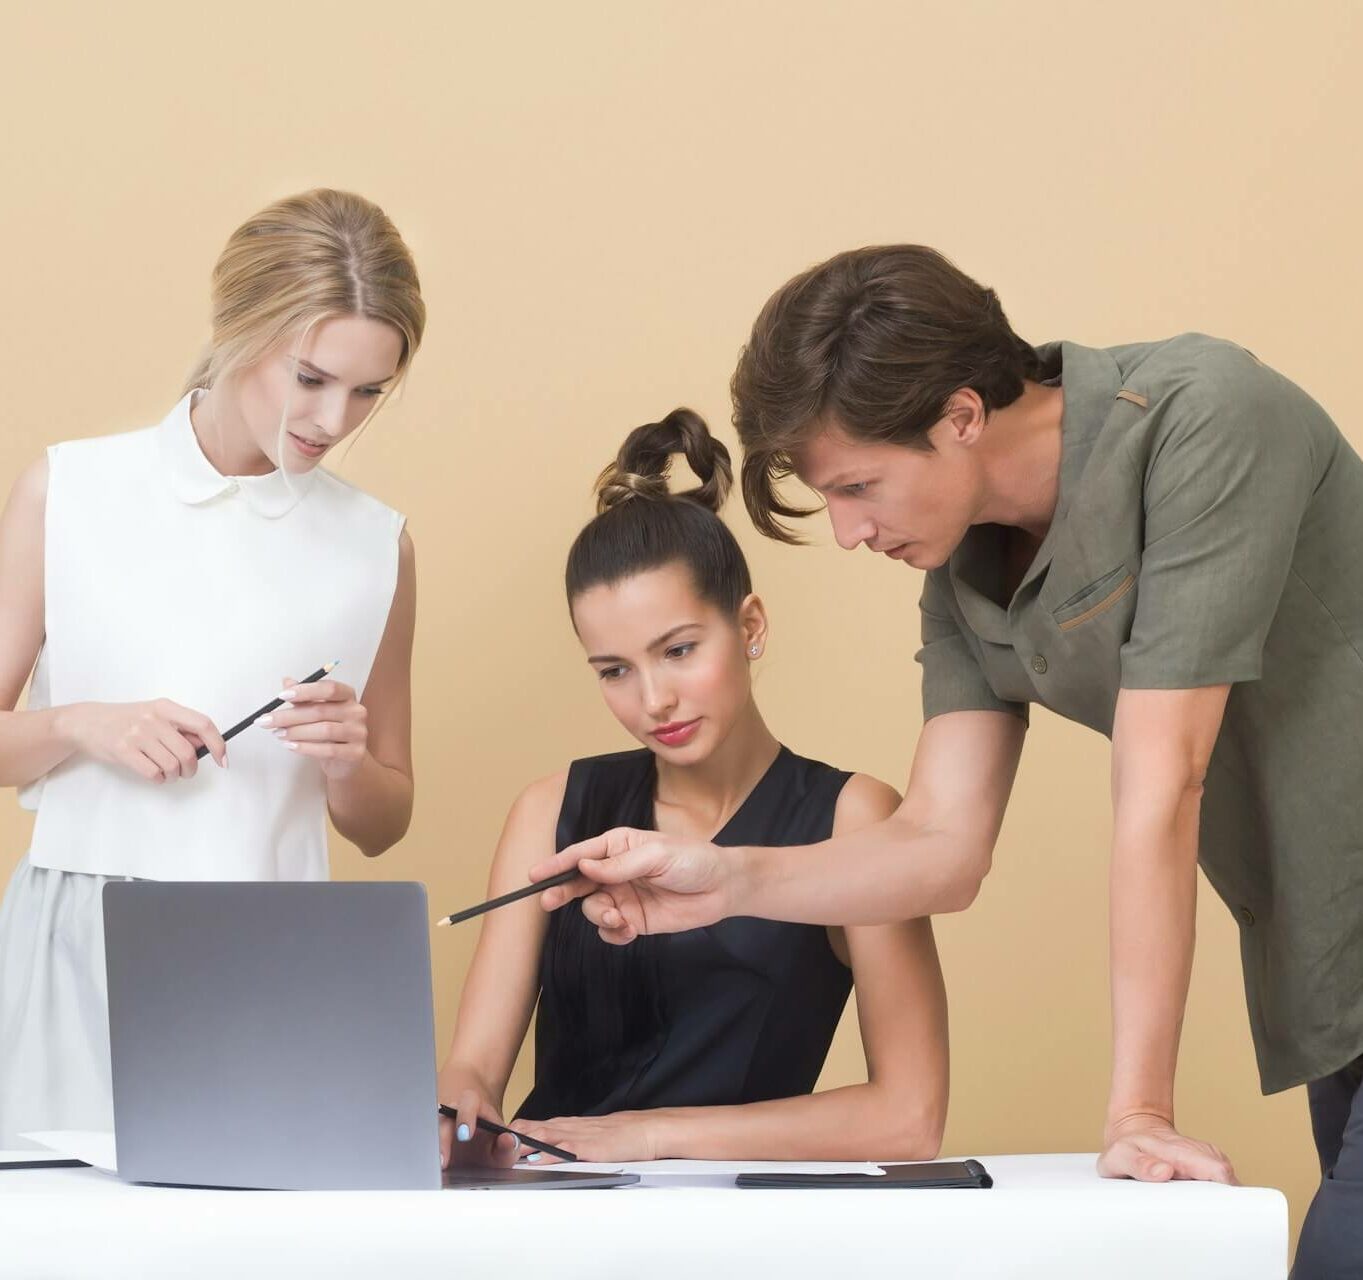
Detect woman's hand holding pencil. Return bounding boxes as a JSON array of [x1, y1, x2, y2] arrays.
[[64, 699, 228, 783], [253, 666, 370, 780], [437, 1077, 522, 1170], [62, 663, 367, 785]]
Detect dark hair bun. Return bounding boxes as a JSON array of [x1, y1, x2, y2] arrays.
[[594, 408, 733, 516]]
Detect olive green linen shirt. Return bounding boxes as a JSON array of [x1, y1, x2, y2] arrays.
[[916, 333, 1363, 1093]]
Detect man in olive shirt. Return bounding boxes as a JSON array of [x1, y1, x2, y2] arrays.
[[919, 331, 1363, 1095], [534, 247, 1363, 1277]]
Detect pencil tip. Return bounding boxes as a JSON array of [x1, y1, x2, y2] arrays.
[[436, 918, 451, 927], [325, 659, 340, 671]]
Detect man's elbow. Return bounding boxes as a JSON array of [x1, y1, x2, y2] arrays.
[[938, 852, 990, 914]]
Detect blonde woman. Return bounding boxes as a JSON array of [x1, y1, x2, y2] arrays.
[[0, 189, 424, 1144]]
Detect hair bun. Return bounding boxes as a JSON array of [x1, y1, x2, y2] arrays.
[[595, 469, 669, 512], [593, 408, 733, 516]]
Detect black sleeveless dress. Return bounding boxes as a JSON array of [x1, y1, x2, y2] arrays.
[[516, 745, 853, 1121]]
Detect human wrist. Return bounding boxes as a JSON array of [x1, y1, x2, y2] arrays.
[[645, 1108, 684, 1159], [728, 845, 766, 919], [51, 702, 89, 754], [1104, 1103, 1175, 1145], [1106, 1062, 1176, 1142], [323, 743, 375, 791], [437, 1059, 501, 1112]]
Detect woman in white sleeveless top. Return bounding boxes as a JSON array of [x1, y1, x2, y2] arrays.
[[0, 189, 425, 1144]]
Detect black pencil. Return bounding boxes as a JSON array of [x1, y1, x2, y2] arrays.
[[438, 1105, 578, 1162], [195, 661, 339, 760], [435, 868, 582, 927]]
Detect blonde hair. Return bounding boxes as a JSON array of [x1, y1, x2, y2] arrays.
[[183, 189, 425, 398]]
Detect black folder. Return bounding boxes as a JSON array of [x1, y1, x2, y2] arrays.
[[735, 1159, 992, 1189]]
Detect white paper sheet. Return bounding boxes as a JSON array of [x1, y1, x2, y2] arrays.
[[531, 1155, 883, 1177], [18, 1130, 118, 1173], [515, 1155, 888, 1188]]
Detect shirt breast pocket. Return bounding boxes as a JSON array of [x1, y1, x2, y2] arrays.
[[1046, 564, 1140, 726], [1051, 565, 1137, 633]]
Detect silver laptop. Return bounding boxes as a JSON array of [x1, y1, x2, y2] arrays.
[[103, 881, 636, 1191]]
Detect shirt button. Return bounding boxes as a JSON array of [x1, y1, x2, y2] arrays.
[[225, 479, 239, 494], [1237, 906, 1256, 927], [1031, 655, 1048, 675]]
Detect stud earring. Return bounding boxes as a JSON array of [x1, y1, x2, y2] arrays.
[[749, 646, 760, 657]]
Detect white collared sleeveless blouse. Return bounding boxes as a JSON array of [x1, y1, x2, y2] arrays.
[[19, 393, 404, 881]]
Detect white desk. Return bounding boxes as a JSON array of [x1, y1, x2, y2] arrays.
[[0, 1153, 1287, 1279]]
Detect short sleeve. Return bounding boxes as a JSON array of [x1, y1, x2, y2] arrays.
[[1119, 381, 1316, 690], [915, 570, 1029, 723]]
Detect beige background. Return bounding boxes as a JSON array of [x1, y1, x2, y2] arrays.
[[4, 0, 1360, 1251]]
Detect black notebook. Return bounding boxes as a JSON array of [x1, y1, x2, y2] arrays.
[[735, 1159, 992, 1189]]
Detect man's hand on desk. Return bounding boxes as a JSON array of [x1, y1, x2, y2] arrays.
[[1098, 1112, 1239, 1184], [512, 1111, 663, 1165]]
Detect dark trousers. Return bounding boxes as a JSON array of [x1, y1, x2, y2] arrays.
[[1293, 1055, 1363, 1278]]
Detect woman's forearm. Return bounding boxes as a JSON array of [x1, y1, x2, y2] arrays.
[[326, 752, 413, 856], [439, 961, 539, 1119], [650, 1081, 945, 1162], [0, 704, 83, 789]]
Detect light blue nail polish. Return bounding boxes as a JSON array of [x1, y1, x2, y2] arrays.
[[525, 1152, 542, 1162], [456, 1124, 470, 1142]]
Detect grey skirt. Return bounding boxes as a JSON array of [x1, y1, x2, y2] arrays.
[[0, 855, 129, 1146]]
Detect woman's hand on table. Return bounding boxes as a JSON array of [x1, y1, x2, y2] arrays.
[[512, 1111, 665, 1165]]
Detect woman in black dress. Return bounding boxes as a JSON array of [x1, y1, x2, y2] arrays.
[[438, 409, 947, 1166]]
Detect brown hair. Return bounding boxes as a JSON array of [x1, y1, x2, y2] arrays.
[[731, 244, 1040, 542], [565, 407, 752, 615]]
